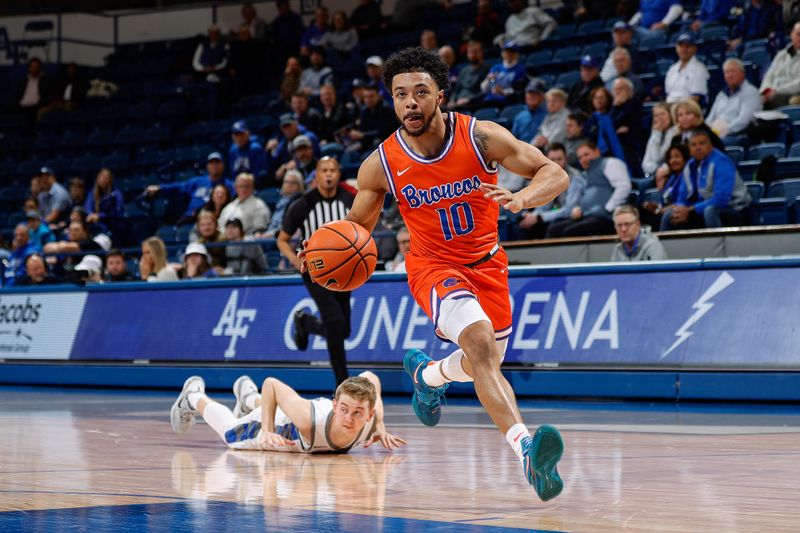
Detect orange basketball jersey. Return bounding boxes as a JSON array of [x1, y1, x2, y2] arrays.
[[378, 112, 499, 265]]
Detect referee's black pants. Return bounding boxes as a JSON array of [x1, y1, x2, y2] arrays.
[[302, 272, 352, 386]]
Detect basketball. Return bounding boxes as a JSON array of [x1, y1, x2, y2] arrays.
[[304, 220, 378, 292]]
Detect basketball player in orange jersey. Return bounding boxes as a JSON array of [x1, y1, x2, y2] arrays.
[[300, 47, 569, 501]]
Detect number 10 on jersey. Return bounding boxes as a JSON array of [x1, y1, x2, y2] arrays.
[[436, 202, 475, 241]]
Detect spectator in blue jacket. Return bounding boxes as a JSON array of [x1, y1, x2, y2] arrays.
[[229, 120, 268, 181], [691, 0, 735, 32], [266, 114, 321, 187], [84, 168, 125, 235], [512, 78, 548, 142], [629, 0, 683, 40], [480, 41, 526, 105], [146, 152, 233, 225], [728, 0, 784, 51], [26, 210, 55, 249], [3, 224, 41, 287], [660, 130, 751, 230]]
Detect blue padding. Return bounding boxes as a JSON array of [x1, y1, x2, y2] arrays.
[[678, 372, 800, 401]]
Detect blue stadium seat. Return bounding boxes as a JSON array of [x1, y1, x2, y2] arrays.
[[746, 143, 785, 161], [156, 99, 189, 121], [789, 142, 800, 158], [766, 178, 800, 199], [258, 187, 281, 209], [101, 154, 131, 176], [737, 160, 760, 180], [581, 43, 608, 59], [549, 24, 576, 41], [656, 59, 673, 76], [156, 225, 178, 243], [744, 39, 768, 54], [725, 146, 745, 164], [775, 157, 800, 179], [176, 224, 194, 242], [779, 105, 800, 122], [700, 25, 728, 41], [745, 181, 764, 203], [143, 123, 172, 146], [553, 45, 581, 63], [16, 159, 45, 178], [320, 143, 344, 160], [754, 197, 791, 225], [499, 104, 526, 122], [577, 20, 605, 35], [473, 107, 500, 120], [555, 71, 580, 89], [742, 49, 771, 73], [525, 50, 552, 68], [638, 33, 667, 50], [642, 187, 662, 204], [70, 156, 96, 176]]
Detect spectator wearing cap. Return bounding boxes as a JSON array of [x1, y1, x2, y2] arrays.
[[146, 152, 233, 225], [218, 173, 271, 236], [760, 22, 800, 108], [690, 0, 736, 32], [16, 254, 60, 286], [84, 168, 124, 237], [290, 92, 323, 135], [37, 167, 71, 227], [300, 46, 334, 97], [104, 249, 138, 282], [349, 83, 398, 148], [191, 210, 227, 269], [351, 0, 383, 39], [192, 25, 229, 83], [73, 254, 103, 284], [448, 40, 490, 110], [604, 48, 644, 98], [2, 224, 40, 287], [182, 243, 218, 279], [241, 2, 267, 40], [264, 169, 304, 238], [533, 88, 570, 150], [26, 210, 55, 249], [276, 135, 318, 184], [317, 83, 349, 143], [319, 11, 358, 55], [629, 1, 684, 40], [229, 120, 269, 180], [480, 41, 526, 105], [568, 55, 604, 113], [266, 114, 320, 184], [365, 55, 391, 102], [140, 236, 179, 282], [300, 6, 329, 55], [706, 58, 762, 140], [494, 0, 557, 50], [600, 22, 639, 83], [512, 79, 548, 142], [665, 33, 709, 105], [223, 218, 268, 276]]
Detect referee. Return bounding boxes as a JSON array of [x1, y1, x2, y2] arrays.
[[277, 157, 356, 386]]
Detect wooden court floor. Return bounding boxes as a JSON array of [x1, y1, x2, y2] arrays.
[[1, 386, 799, 532]]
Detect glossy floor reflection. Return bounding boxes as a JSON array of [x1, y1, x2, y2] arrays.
[[1, 387, 800, 532]]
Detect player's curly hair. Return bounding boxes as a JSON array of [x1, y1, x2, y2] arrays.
[[383, 46, 451, 93]]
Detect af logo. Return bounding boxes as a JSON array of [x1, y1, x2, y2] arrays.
[[212, 290, 257, 358]]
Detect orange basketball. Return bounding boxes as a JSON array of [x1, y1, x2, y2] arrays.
[[305, 220, 378, 291]]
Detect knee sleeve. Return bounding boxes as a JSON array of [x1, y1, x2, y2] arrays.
[[496, 338, 508, 364], [437, 296, 492, 344]]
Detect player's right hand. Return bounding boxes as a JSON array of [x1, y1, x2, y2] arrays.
[[260, 431, 293, 447]]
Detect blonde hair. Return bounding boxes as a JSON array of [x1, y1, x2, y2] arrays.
[[335, 376, 376, 409], [143, 236, 168, 272], [545, 88, 567, 101], [671, 99, 703, 125]]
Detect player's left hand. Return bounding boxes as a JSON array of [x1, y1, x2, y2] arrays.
[[480, 183, 524, 213], [364, 428, 407, 451], [296, 239, 309, 273]]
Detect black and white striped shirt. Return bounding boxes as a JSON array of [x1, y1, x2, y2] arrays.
[[281, 187, 355, 240]]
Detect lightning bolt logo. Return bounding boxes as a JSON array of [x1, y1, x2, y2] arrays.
[[661, 271, 735, 359]]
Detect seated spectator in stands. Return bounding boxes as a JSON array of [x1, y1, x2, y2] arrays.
[[191, 210, 227, 269], [533, 88, 570, 150], [349, 83, 398, 149], [706, 58, 762, 141], [228, 25, 263, 99], [50, 62, 87, 113], [202, 183, 232, 222], [728, 0, 783, 51], [512, 79, 547, 142], [73, 254, 103, 284], [299, 47, 334, 97], [276, 135, 318, 184], [271, 0, 304, 60], [690, 0, 735, 32], [494, 0, 557, 49], [568, 55, 604, 113], [671, 99, 725, 151], [564, 113, 589, 168], [447, 40, 490, 110], [547, 141, 631, 237], [104, 249, 137, 282], [3, 224, 40, 286], [192, 25, 229, 83], [629, 1, 683, 40], [182, 243, 218, 280], [760, 22, 800, 108], [611, 205, 668, 262], [301, 6, 329, 56], [604, 48, 644, 98], [351, 0, 383, 39], [641, 143, 688, 228], [365, 56, 391, 102], [290, 93, 323, 135], [30, 176, 42, 202], [241, 2, 267, 40], [37, 167, 71, 228], [264, 169, 305, 238], [660, 130, 751, 230], [279, 57, 302, 107], [229, 121, 268, 181], [146, 152, 233, 225], [470, 0, 502, 48], [584, 87, 628, 163], [600, 22, 638, 82], [320, 11, 358, 56], [16, 57, 53, 125], [68, 178, 86, 211], [317, 84, 349, 143], [224, 218, 268, 276], [43, 220, 104, 270], [23, 196, 38, 214], [439, 46, 460, 96], [266, 114, 320, 182], [420, 29, 438, 52], [385, 227, 410, 272], [665, 34, 709, 104], [0, 235, 11, 263], [518, 143, 586, 239], [610, 78, 643, 167], [480, 41, 526, 105], [85, 168, 124, 234], [16, 254, 60, 286], [218, 173, 271, 236], [642, 102, 679, 176], [140, 236, 179, 282], [26, 210, 55, 249]]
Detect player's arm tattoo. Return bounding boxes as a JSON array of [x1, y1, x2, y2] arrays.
[[473, 125, 490, 159]]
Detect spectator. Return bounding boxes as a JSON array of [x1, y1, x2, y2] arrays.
[[420, 29, 438, 52], [240, 2, 267, 40], [266, 114, 320, 182], [183, 243, 218, 279], [604, 48, 644, 97], [470, 0, 502, 47], [104, 249, 137, 282], [671, 99, 725, 151], [512, 79, 548, 142], [146, 152, 233, 225], [50, 62, 87, 112], [30, 176, 42, 201], [276, 135, 318, 184], [642, 102, 679, 176], [37, 167, 71, 227], [223, 218, 268, 276], [279, 57, 302, 106], [228, 25, 263, 99], [290, 92, 323, 135], [317, 83, 349, 143], [706, 58, 762, 140], [218, 173, 271, 235], [609, 78, 643, 166], [448, 40, 490, 110], [351, 0, 383, 39], [564, 113, 589, 167], [73, 254, 103, 284], [533, 88, 570, 150], [319, 11, 358, 55], [271, 0, 304, 61], [584, 87, 627, 163], [480, 41, 526, 105], [16, 57, 54, 125], [16, 254, 60, 286], [68, 178, 86, 211], [690, 0, 735, 32], [349, 83, 398, 149], [139, 236, 177, 282], [43, 220, 104, 270], [229, 120, 269, 180], [365, 55, 391, 102], [264, 169, 305, 237], [301, 6, 330, 55], [84, 168, 124, 234], [611, 205, 668, 261], [439, 45, 460, 95], [3, 224, 40, 286], [26, 210, 55, 249], [568, 55, 604, 112], [785, 1, 800, 32], [729, 0, 783, 51], [547, 141, 631, 237], [600, 22, 638, 82], [641, 143, 689, 227], [192, 25, 229, 83], [665, 34, 709, 104], [518, 143, 586, 239], [760, 22, 800, 108], [299, 46, 334, 97], [660, 130, 751, 230], [23, 196, 38, 214], [202, 183, 232, 221], [191, 210, 227, 269], [494, 0, 557, 49], [385, 227, 410, 272], [629, 1, 683, 40]]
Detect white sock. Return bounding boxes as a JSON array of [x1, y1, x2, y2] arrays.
[[202, 401, 238, 440], [244, 394, 259, 410], [187, 392, 204, 410], [505, 423, 531, 463], [421, 349, 473, 387]]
